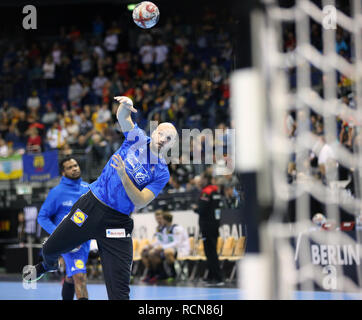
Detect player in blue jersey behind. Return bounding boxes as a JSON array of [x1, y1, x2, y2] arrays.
[[37, 156, 90, 300], [23, 96, 178, 300]]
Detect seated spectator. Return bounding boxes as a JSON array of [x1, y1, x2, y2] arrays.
[[92, 39, 105, 60], [28, 58, 43, 87], [16, 111, 29, 139], [186, 175, 202, 192], [0, 110, 9, 138], [92, 16, 104, 38], [0, 138, 10, 157], [102, 80, 112, 105], [28, 43, 41, 62], [46, 121, 68, 150], [59, 142, 73, 157], [154, 38, 169, 71], [92, 70, 108, 103], [51, 42, 62, 65], [42, 56, 56, 88], [80, 52, 93, 77], [167, 174, 186, 193], [284, 31, 296, 52], [339, 118, 355, 151], [110, 73, 124, 98], [26, 127, 42, 153], [89, 132, 107, 166], [83, 105, 93, 121], [41, 102, 58, 127], [104, 29, 119, 57], [5, 123, 26, 152], [336, 30, 348, 55], [26, 90, 41, 114], [221, 40, 233, 64], [78, 112, 94, 136], [72, 134, 91, 153], [317, 136, 338, 183], [176, 33, 190, 52], [103, 56, 114, 78], [68, 77, 83, 105], [209, 56, 227, 84], [93, 104, 111, 133], [221, 181, 240, 209], [141, 210, 165, 280], [64, 116, 80, 145], [139, 39, 154, 65], [72, 134, 92, 173], [55, 55, 72, 87], [103, 122, 121, 159], [74, 34, 88, 54], [169, 155, 195, 186], [142, 210, 190, 283], [27, 114, 45, 138], [115, 53, 130, 80]]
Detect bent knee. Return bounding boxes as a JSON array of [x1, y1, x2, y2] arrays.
[[164, 249, 175, 262]]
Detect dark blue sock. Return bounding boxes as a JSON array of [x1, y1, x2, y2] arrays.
[[62, 280, 75, 300]]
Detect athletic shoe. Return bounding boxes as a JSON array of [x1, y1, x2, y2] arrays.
[[22, 262, 57, 283]]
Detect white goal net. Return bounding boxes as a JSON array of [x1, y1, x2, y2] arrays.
[[233, 0, 362, 299]]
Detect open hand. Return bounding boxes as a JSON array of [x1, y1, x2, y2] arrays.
[[114, 96, 137, 113], [111, 154, 126, 176]]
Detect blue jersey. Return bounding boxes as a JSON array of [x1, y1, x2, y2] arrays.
[[89, 123, 170, 215], [38, 176, 90, 235]]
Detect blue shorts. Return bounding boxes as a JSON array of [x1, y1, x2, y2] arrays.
[[61, 241, 90, 277]]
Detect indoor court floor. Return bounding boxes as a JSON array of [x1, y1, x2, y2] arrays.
[[0, 281, 361, 300]]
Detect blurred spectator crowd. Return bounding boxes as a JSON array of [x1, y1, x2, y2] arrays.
[[0, 7, 240, 199], [281, 1, 361, 223]]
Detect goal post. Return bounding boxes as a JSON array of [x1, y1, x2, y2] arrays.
[[232, 0, 362, 299]]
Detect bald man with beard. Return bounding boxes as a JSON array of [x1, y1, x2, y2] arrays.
[[23, 96, 178, 300]]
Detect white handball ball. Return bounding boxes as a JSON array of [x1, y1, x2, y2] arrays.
[[312, 213, 327, 227], [132, 1, 160, 29]]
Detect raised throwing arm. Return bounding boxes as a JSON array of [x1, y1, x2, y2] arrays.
[[114, 96, 137, 133]]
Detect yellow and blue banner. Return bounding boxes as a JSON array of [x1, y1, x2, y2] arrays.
[[22, 150, 59, 182], [0, 154, 23, 180]]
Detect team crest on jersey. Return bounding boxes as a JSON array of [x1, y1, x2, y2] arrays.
[[134, 171, 148, 184], [125, 154, 151, 185], [71, 209, 88, 227]]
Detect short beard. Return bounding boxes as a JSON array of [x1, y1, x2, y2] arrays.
[[65, 173, 81, 180]]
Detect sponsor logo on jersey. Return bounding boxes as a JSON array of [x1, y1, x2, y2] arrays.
[[74, 259, 85, 269], [62, 200, 73, 207], [106, 228, 126, 238], [71, 209, 88, 227]]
